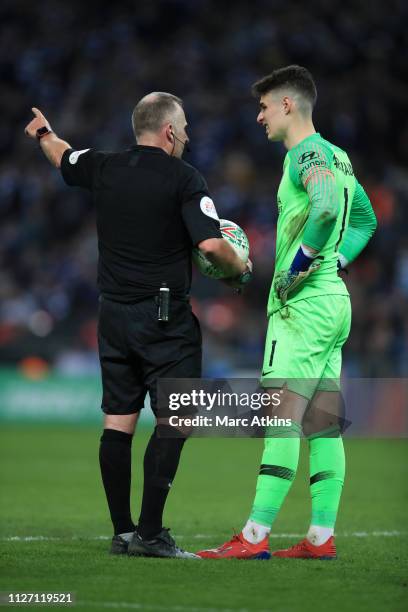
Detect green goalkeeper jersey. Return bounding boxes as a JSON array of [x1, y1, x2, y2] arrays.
[[268, 132, 376, 315]]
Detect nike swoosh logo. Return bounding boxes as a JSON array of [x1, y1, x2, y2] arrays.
[[218, 547, 234, 555]]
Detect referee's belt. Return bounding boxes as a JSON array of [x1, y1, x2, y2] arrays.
[[99, 294, 190, 305]]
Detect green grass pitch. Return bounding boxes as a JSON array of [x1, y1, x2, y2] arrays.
[[0, 425, 407, 611]]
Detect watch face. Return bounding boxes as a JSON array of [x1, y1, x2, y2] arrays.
[[37, 127, 50, 137]]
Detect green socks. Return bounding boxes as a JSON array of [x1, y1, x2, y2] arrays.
[[248, 423, 345, 534], [249, 423, 301, 527], [308, 426, 345, 528], [247, 422, 345, 541]]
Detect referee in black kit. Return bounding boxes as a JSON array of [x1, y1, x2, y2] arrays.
[[24, 94, 252, 558]]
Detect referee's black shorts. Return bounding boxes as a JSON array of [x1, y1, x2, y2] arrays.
[[97, 296, 202, 415]]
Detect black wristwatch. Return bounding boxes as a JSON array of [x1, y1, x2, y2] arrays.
[[36, 126, 53, 140], [236, 266, 253, 285]]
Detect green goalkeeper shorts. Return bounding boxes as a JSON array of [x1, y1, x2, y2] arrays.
[[261, 295, 351, 400]]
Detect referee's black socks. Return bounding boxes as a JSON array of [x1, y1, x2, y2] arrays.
[[99, 428, 136, 536], [138, 425, 186, 540]]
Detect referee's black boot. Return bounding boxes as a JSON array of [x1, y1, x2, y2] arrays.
[[128, 527, 200, 559], [110, 532, 134, 555]]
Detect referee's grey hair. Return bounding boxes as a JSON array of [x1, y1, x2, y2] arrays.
[[132, 92, 183, 139]]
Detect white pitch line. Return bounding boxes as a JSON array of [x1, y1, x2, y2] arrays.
[[77, 602, 262, 612], [1, 531, 405, 542]]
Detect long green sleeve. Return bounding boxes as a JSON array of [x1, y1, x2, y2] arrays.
[[338, 182, 377, 265], [301, 170, 339, 251], [288, 139, 339, 252]]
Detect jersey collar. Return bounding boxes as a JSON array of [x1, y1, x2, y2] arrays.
[[130, 145, 168, 155], [289, 132, 320, 151]]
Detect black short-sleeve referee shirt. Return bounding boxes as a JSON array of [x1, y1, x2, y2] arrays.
[[60, 145, 222, 302]]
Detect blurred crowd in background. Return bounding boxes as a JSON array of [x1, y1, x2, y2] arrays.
[[1, 0, 407, 378]]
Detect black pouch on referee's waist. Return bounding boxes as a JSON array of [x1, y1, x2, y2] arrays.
[[156, 282, 170, 322]]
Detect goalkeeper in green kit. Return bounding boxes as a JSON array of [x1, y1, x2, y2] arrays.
[[197, 66, 377, 560]]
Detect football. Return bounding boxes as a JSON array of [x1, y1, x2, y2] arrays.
[[192, 219, 249, 279]]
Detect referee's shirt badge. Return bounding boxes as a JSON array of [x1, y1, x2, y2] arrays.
[[200, 196, 219, 220], [69, 149, 90, 164]]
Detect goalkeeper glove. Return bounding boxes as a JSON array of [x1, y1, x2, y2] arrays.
[[275, 246, 321, 305]]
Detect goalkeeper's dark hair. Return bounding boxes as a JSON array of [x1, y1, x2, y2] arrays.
[[252, 65, 317, 115], [132, 92, 183, 139]]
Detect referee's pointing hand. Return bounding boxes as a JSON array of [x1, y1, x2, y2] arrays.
[[24, 107, 51, 139]]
